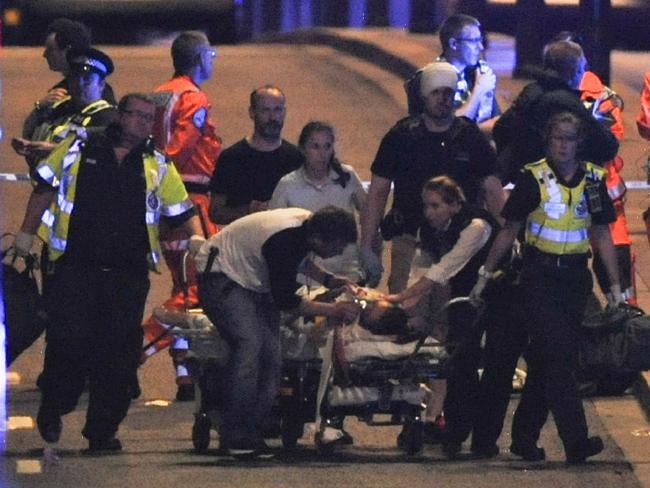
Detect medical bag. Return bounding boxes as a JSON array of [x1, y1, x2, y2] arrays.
[[580, 304, 650, 372], [2, 236, 47, 365]]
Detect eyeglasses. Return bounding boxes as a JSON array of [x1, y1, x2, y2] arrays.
[[455, 37, 483, 44], [122, 109, 154, 123]]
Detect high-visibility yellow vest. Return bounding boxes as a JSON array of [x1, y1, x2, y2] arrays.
[[32, 98, 114, 143], [36, 131, 193, 273], [525, 158, 606, 255]]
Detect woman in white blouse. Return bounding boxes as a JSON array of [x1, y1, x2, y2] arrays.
[[270, 121, 367, 283]]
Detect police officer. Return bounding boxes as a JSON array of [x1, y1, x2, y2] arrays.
[[22, 18, 116, 141], [7, 47, 119, 368], [12, 47, 118, 170], [471, 111, 622, 464], [12, 93, 203, 452], [405, 13, 500, 133]]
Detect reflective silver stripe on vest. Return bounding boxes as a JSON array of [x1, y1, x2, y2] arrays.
[[146, 211, 157, 225], [62, 140, 82, 170], [48, 234, 67, 252], [162, 92, 182, 147], [41, 209, 55, 227], [528, 221, 589, 243], [37, 165, 58, 186], [180, 174, 211, 185], [162, 200, 193, 217], [608, 181, 625, 200], [56, 194, 74, 214], [41, 211, 67, 252], [150, 250, 161, 264]]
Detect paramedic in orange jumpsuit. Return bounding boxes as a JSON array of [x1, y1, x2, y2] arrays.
[[581, 71, 636, 304], [141, 31, 222, 400]]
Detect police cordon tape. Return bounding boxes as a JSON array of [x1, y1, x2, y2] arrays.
[[0, 172, 31, 182], [4, 173, 650, 191]]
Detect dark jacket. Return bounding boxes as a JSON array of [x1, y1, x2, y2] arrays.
[[493, 69, 619, 184], [420, 204, 497, 297]]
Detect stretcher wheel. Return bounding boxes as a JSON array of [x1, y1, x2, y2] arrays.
[[192, 413, 211, 452], [398, 419, 423, 455]]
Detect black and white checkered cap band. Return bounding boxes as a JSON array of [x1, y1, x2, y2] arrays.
[[72, 56, 108, 75]]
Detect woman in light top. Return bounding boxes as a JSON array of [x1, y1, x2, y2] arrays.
[[270, 121, 367, 283]]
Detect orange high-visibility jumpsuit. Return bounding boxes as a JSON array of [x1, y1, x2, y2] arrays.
[[142, 75, 222, 382], [582, 71, 636, 304], [636, 70, 650, 141]]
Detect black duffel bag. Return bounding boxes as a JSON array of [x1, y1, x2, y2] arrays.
[[579, 304, 649, 372], [622, 315, 650, 370], [2, 244, 47, 366]]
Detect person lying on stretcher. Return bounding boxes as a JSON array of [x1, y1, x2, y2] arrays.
[[282, 285, 442, 364]]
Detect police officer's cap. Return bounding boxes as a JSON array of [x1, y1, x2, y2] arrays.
[[67, 47, 114, 78]]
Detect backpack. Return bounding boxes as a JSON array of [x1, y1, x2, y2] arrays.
[[2, 245, 47, 366]]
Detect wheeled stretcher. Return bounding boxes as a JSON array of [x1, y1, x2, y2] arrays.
[[161, 281, 458, 456], [277, 292, 456, 456]]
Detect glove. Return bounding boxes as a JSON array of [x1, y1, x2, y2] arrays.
[[13, 231, 35, 257], [607, 283, 625, 308], [360, 246, 383, 288], [469, 275, 489, 305], [187, 235, 206, 257]]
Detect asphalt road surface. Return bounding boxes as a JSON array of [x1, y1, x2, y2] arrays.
[[2, 31, 650, 487]]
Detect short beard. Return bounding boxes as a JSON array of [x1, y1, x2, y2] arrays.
[[423, 107, 453, 125], [256, 122, 282, 142]]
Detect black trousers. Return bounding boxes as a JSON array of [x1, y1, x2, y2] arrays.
[[471, 279, 529, 450], [39, 261, 149, 441], [510, 261, 592, 451], [442, 299, 486, 445]]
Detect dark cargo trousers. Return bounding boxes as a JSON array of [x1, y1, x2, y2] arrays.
[[511, 260, 592, 452], [39, 262, 149, 441]]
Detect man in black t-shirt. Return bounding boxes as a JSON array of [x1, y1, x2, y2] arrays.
[[209, 85, 303, 225], [360, 62, 505, 292]]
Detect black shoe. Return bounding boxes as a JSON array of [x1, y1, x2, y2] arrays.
[[227, 440, 274, 460], [88, 437, 123, 453], [36, 412, 62, 444], [442, 442, 462, 459], [423, 421, 446, 445], [261, 422, 282, 439], [565, 436, 604, 464], [471, 444, 500, 459], [510, 442, 546, 461], [176, 383, 195, 402]]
